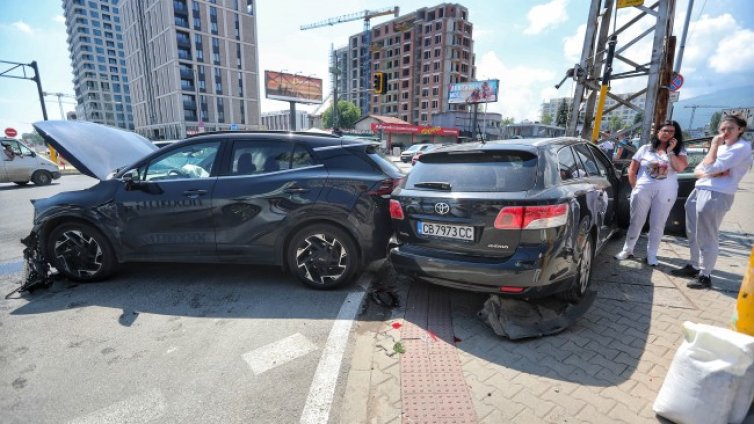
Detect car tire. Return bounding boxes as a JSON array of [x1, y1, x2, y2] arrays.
[[286, 223, 359, 289], [32, 171, 53, 186], [47, 222, 117, 282], [13, 181, 29, 186], [558, 233, 594, 303]]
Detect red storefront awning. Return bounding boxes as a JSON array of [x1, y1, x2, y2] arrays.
[[370, 123, 459, 137]]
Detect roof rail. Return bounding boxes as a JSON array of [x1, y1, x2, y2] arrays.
[[187, 130, 341, 139]]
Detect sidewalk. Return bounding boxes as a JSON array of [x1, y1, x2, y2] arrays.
[[341, 169, 754, 423]]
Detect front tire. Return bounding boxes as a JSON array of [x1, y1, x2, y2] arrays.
[[32, 171, 53, 186], [558, 234, 594, 303], [47, 222, 116, 281], [286, 224, 359, 289]]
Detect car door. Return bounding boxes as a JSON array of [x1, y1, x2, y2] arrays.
[[213, 139, 324, 262], [114, 140, 221, 259], [3, 140, 37, 182], [573, 143, 614, 246]]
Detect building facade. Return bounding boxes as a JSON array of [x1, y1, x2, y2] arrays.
[[63, 0, 134, 130], [120, 0, 261, 140], [432, 110, 502, 140], [260, 110, 310, 131], [542, 93, 645, 130], [337, 4, 475, 126]]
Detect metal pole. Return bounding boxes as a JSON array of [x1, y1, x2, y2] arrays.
[[289, 101, 296, 131], [669, 0, 694, 119], [591, 35, 618, 143], [30, 61, 48, 121]]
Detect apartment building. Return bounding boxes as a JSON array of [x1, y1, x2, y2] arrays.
[[63, 0, 134, 130], [260, 110, 310, 131], [338, 4, 475, 126], [120, 0, 261, 140]]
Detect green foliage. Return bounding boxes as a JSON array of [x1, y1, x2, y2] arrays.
[[608, 115, 625, 132], [501, 116, 515, 126], [541, 113, 553, 125], [323, 100, 361, 129], [633, 111, 643, 125], [556, 99, 568, 126], [709, 111, 722, 134]]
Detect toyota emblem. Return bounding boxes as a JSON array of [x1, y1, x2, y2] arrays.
[[434, 202, 450, 215]]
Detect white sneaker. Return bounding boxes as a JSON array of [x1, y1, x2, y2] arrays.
[[645, 256, 658, 266], [614, 250, 634, 260]]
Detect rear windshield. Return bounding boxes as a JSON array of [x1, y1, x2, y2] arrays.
[[406, 151, 538, 192]]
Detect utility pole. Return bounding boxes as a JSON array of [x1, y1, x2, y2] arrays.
[[0, 59, 48, 121]]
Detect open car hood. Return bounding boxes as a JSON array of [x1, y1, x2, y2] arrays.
[[33, 120, 158, 180]]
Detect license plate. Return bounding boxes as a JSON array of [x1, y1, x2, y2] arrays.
[[417, 221, 474, 241]]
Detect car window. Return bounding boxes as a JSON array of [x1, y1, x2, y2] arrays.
[[2, 140, 23, 155], [586, 144, 611, 177], [231, 141, 292, 175], [406, 150, 537, 192], [684, 149, 707, 172], [557, 146, 579, 181], [144, 142, 219, 181], [291, 144, 315, 169], [572, 144, 600, 177]]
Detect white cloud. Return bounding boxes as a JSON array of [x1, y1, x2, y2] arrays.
[[683, 14, 738, 70], [709, 29, 754, 73], [12, 21, 33, 34], [525, 0, 569, 35], [53, 15, 66, 23], [563, 23, 586, 64], [476, 51, 556, 121]]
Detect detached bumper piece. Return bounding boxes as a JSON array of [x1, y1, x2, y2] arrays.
[[5, 231, 54, 299]]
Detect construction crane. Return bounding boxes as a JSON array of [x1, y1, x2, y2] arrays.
[[43, 92, 76, 120], [683, 105, 728, 130], [301, 7, 399, 118]]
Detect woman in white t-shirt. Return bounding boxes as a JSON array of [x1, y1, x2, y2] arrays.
[[615, 120, 689, 265]]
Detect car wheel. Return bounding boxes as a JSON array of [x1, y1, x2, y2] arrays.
[[13, 181, 29, 186], [32, 171, 53, 186], [558, 234, 594, 303], [47, 222, 116, 281], [286, 224, 359, 289]]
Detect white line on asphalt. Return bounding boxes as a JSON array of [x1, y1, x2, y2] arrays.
[[67, 388, 166, 424], [300, 290, 366, 424], [242, 332, 318, 375]]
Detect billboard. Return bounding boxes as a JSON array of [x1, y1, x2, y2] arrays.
[[447, 80, 499, 104], [264, 71, 323, 104]]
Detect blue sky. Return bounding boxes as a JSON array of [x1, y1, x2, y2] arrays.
[[1, 0, 752, 135]]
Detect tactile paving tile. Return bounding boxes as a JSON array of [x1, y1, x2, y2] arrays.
[[401, 281, 478, 423]]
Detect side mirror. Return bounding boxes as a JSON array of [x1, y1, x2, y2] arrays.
[[122, 169, 140, 189]]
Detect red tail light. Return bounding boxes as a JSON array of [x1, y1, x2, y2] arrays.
[[494, 204, 568, 230], [370, 177, 403, 197], [389, 199, 405, 220], [500, 286, 525, 294]]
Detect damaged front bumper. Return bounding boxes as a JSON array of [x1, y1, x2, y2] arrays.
[[5, 229, 53, 299]]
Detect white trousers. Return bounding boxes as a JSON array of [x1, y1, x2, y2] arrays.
[[622, 183, 677, 258], [685, 188, 734, 277]]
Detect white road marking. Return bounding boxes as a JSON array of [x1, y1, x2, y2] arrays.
[[300, 291, 366, 424], [242, 332, 318, 375], [67, 388, 166, 424]]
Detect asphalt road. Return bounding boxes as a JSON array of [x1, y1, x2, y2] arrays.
[[0, 175, 369, 424]]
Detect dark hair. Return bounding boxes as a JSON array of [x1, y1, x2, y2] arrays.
[[721, 113, 748, 139], [651, 120, 684, 155]]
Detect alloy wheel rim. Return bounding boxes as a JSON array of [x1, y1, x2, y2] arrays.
[[40, 173, 50, 184], [578, 239, 592, 294], [295, 233, 348, 285], [53, 230, 103, 277]]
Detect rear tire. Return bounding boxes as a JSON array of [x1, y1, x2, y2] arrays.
[[286, 224, 359, 289], [32, 171, 53, 186], [558, 234, 594, 303], [47, 222, 117, 281]]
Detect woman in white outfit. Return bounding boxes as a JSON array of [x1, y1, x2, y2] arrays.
[[615, 120, 688, 265]]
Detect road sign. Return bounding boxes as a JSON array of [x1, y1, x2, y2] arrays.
[[668, 73, 684, 92], [4, 127, 17, 138], [669, 91, 680, 102]]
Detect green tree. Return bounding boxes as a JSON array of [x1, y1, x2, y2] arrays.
[[608, 115, 625, 132], [323, 100, 361, 129], [633, 111, 643, 126], [541, 113, 553, 125], [709, 111, 722, 134], [556, 99, 568, 126], [501, 116, 515, 126]]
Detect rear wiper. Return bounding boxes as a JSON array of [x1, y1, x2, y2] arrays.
[[414, 181, 452, 191]]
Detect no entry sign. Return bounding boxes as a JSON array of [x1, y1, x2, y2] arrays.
[[4, 127, 17, 138]]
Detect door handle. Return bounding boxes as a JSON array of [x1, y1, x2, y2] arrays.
[[284, 187, 310, 194], [183, 189, 208, 198]]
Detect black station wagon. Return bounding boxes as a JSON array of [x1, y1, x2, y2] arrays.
[[389, 138, 624, 301], [28, 121, 403, 289]]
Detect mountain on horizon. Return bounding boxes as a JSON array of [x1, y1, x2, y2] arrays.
[[671, 85, 754, 130]]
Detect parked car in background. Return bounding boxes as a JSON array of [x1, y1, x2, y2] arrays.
[[411, 144, 447, 166], [389, 138, 624, 301], [400, 143, 433, 162], [1, 137, 60, 186], [29, 121, 403, 289]]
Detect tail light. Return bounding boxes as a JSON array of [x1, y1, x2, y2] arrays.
[[389, 199, 405, 220], [370, 177, 404, 197], [494, 204, 568, 230], [500, 286, 525, 294]]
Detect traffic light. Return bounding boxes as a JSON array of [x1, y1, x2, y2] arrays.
[[372, 72, 385, 94]]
